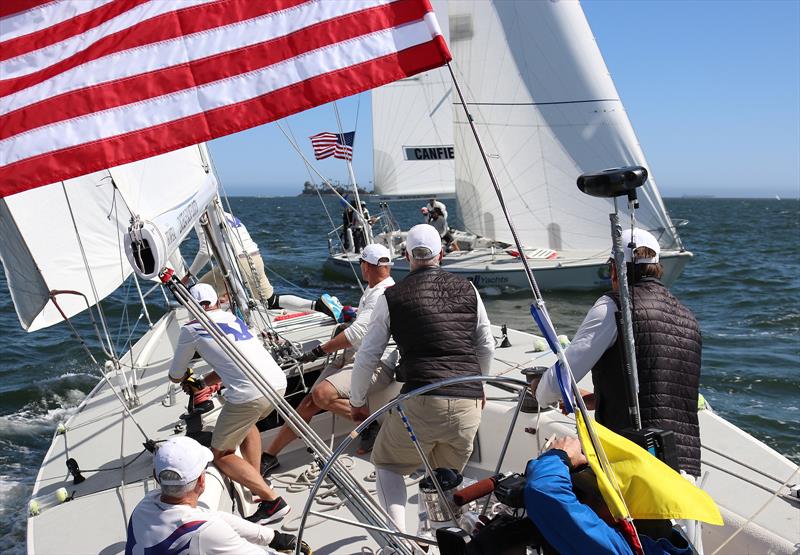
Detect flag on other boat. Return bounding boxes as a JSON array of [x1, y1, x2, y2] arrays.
[[0, 0, 451, 197], [310, 132, 355, 161]]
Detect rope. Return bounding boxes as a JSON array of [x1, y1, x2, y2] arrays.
[[709, 465, 800, 555]]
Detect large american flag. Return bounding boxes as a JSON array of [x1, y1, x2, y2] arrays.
[[310, 131, 355, 161], [0, 0, 451, 197]]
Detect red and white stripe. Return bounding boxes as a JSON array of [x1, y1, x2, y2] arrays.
[[0, 0, 450, 197], [310, 131, 352, 161]]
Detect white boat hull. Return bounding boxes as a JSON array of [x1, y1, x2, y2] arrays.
[[325, 248, 693, 292]]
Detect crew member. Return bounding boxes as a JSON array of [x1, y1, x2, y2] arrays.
[[430, 206, 459, 252], [185, 210, 343, 321], [421, 197, 448, 223], [260, 244, 397, 472], [534, 229, 702, 479], [525, 436, 693, 555], [349, 224, 495, 533], [169, 284, 290, 524], [351, 202, 372, 253], [125, 436, 299, 554]]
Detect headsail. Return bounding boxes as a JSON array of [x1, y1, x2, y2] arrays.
[[449, 1, 679, 251], [0, 145, 216, 332], [372, 1, 455, 197], [0, 0, 452, 197]]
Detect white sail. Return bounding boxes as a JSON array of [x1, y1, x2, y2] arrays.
[[371, 0, 455, 197], [0, 144, 217, 332], [449, 0, 679, 252]]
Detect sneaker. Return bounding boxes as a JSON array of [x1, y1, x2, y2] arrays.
[[315, 293, 343, 322], [246, 496, 291, 524], [260, 452, 279, 477], [357, 421, 381, 455]]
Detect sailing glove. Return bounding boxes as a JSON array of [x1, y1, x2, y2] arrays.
[[299, 345, 326, 364], [268, 532, 297, 551]]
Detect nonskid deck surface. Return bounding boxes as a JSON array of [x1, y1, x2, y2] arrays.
[[26, 312, 799, 554]]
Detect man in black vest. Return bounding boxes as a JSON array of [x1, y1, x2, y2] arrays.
[[534, 229, 702, 479], [349, 224, 495, 534]]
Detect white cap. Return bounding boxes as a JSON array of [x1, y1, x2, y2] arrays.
[[155, 436, 213, 485], [360, 244, 393, 266], [406, 224, 442, 259], [620, 228, 660, 264], [190, 283, 218, 306]]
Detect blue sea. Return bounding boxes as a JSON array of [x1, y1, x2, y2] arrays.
[[0, 196, 798, 550]]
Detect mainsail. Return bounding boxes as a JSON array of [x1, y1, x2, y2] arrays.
[[372, 0, 455, 197], [0, 145, 217, 332], [449, 0, 679, 252]]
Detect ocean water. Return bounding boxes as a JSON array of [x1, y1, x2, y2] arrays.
[[0, 196, 797, 550]]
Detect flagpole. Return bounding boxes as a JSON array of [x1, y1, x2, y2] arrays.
[[333, 102, 372, 244]]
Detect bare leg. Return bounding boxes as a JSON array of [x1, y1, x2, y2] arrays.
[[311, 380, 353, 419], [240, 425, 261, 472], [265, 394, 320, 457], [212, 447, 277, 501]]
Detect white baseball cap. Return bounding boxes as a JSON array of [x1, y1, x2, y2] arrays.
[[360, 244, 393, 266], [190, 283, 218, 306], [155, 436, 213, 485], [619, 228, 661, 264], [405, 224, 442, 259]]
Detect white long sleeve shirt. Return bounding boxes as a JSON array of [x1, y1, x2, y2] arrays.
[[126, 490, 277, 555], [169, 309, 287, 404], [349, 283, 495, 407], [535, 295, 618, 406]]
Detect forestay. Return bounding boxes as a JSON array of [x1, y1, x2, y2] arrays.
[[0, 145, 216, 332], [372, 0, 455, 197], [449, 0, 679, 252]]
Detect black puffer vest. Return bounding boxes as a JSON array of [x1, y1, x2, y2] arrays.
[[593, 278, 702, 476], [384, 266, 482, 398]]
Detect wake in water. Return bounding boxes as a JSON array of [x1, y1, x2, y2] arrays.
[[0, 367, 98, 553]]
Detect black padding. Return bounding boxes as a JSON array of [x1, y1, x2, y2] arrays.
[[577, 166, 648, 198]]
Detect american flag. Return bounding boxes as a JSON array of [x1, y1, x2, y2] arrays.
[[0, 0, 451, 197], [310, 132, 355, 161]]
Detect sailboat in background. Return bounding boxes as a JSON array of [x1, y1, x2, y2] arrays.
[[327, 0, 692, 291], [371, 0, 455, 198]]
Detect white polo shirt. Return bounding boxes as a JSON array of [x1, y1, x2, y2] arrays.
[[169, 309, 287, 404], [343, 276, 397, 369]]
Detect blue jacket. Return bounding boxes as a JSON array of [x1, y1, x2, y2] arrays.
[[524, 451, 693, 555]]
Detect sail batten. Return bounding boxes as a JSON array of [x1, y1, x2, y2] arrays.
[[450, 1, 679, 251]]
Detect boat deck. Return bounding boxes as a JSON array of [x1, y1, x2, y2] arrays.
[[26, 310, 799, 554]]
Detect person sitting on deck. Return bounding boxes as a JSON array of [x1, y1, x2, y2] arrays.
[[430, 206, 460, 252], [184, 210, 343, 321], [260, 244, 398, 474], [125, 436, 299, 555], [169, 284, 290, 525], [525, 436, 694, 555]]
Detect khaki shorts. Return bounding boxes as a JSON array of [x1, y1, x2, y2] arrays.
[[211, 392, 283, 452], [314, 361, 394, 399], [371, 396, 481, 475], [200, 253, 274, 303]]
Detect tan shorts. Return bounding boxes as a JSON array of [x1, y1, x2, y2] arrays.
[[314, 361, 394, 399], [211, 392, 283, 452], [199, 253, 274, 303], [371, 396, 482, 475]]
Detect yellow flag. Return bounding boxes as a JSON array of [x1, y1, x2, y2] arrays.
[[576, 412, 723, 525]]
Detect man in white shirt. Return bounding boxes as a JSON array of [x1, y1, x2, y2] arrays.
[[186, 211, 343, 321], [169, 284, 289, 524], [261, 244, 398, 472], [125, 436, 300, 554], [421, 197, 448, 223], [349, 224, 495, 534]]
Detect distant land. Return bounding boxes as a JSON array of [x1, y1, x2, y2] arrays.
[[300, 180, 370, 197]]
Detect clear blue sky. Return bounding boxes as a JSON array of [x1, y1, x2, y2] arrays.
[[208, 0, 800, 198]]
